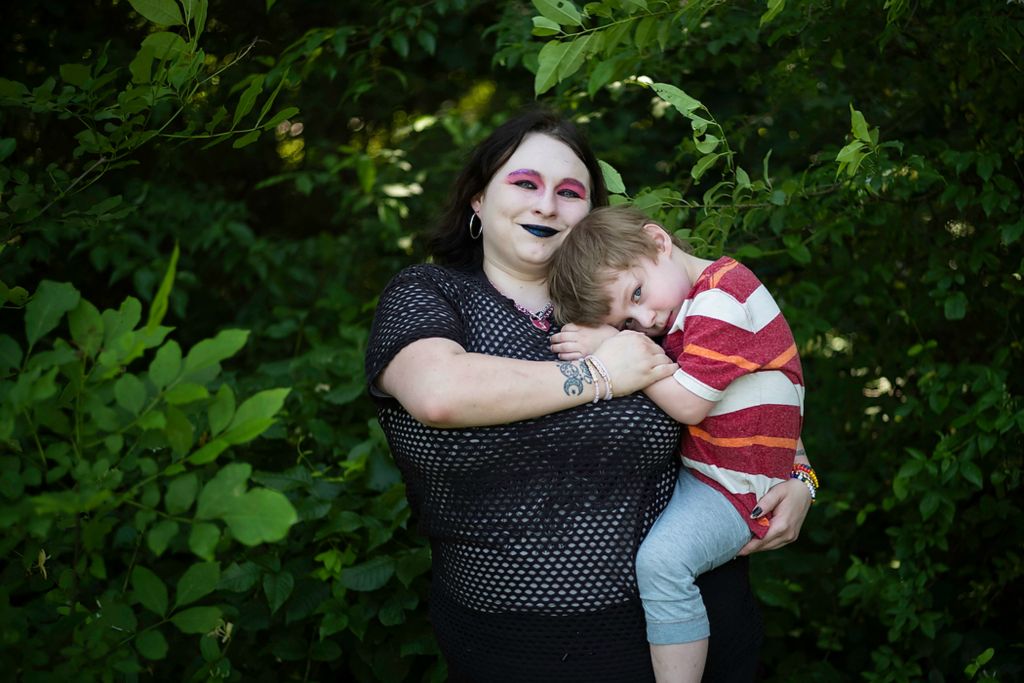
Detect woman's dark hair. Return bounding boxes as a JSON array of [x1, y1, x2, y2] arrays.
[[428, 109, 610, 269]]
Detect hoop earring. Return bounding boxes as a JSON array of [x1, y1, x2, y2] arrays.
[[468, 213, 482, 240]]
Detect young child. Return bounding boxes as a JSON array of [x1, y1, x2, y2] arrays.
[[548, 205, 814, 683]]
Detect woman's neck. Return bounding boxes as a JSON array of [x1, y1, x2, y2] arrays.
[[482, 261, 551, 312]]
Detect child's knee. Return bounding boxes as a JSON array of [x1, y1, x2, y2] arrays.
[[637, 538, 692, 590]]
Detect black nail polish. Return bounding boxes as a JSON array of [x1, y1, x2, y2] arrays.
[[750, 506, 762, 518]]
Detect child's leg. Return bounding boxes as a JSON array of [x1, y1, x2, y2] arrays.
[[636, 470, 751, 683]]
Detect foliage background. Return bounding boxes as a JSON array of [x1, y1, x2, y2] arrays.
[[1, 0, 1021, 681]]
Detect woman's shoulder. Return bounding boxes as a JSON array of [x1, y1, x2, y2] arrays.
[[386, 263, 479, 290]]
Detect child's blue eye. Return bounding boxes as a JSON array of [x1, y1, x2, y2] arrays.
[[558, 188, 581, 199], [631, 286, 642, 302], [515, 180, 538, 190]]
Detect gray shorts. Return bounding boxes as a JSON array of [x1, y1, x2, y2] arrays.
[[636, 469, 752, 644]]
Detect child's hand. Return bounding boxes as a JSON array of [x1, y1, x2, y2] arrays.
[[550, 323, 620, 360]]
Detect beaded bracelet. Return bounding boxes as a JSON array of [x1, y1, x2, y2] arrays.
[[791, 471, 816, 503], [793, 462, 819, 490], [582, 357, 601, 404], [586, 355, 614, 401], [589, 356, 610, 403], [791, 463, 819, 504]]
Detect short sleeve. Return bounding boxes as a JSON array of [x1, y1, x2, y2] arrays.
[[365, 265, 467, 395]]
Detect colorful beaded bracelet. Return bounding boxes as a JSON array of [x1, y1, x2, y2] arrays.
[[791, 466, 818, 504], [793, 462, 819, 489]]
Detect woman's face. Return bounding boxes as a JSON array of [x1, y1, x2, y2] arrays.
[[471, 132, 592, 275]]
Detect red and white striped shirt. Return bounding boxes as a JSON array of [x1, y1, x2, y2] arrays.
[[662, 257, 805, 538]]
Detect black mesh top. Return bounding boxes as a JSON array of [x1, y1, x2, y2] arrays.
[[366, 264, 762, 682]]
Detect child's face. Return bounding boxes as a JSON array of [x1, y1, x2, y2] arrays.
[[599, 250, 692, 337]]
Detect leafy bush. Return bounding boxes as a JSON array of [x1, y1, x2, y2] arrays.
[[2, 0, 1021, 681]]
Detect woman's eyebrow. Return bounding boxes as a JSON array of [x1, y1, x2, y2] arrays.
[[507, 168, 541, 179]]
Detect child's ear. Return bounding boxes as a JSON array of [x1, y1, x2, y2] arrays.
[[642, 223, 673, 255]]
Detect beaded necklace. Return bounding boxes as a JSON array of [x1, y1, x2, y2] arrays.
[[511, 300, 554, 332]]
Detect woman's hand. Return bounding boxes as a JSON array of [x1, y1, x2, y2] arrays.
[[737, 477, 812, 556], [550, 323, 620, 360], [592, 330, 677, 395]]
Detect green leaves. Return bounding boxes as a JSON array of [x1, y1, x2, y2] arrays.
[[132, 566, 169, 617], [835, 104, 878, 178], [532, 0, 582, 27], [175, 562, 220, 609], [196, 464, 298, 545], [25, 281, 80, 349], [128, 0, 183, 26], [183, 329, 249, 377]]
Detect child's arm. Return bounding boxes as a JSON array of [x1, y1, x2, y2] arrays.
[[642, 375, 716, 425], [549, 323, 620, 360]]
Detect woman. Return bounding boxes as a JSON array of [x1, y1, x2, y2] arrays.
[[365, 110, 812, 681]]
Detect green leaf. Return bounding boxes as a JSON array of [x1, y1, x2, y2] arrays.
[[532, 16, 561, 36], [770, 189, 787, 206], [534, 40, 570, 95], [599, 160, 626, 194], [691, 153, 722, 181], [634, 15, 657, 50], [164, 405, 194, 455], [944, 292, 967, 320], [189, 522, 220, 561], [59, 63, 91, 87], [132, 565, 168, 617], [68, 299, 104, 357], [170, 606, 222, 634], [183, 329, 249, 376], [165, 382, 210, 405], [221, 488, 298, 545], [919, 491, 942, 520], [694, 134, 721, 155], [188, 438, 230, 465], [128, 0, 184, 26], [208, 384, 235, 435], [390, 32, 409, 58], [25, 281, 80, 348], [558, 33, 595, 82], [231, 129, 261, 149], [141, 32, 188, 60], [232, 75, 265, 127], [533, 0, 582, 26], [175, 562, 220, 609], [0, 335, 23, 373], [760, 0, 785, 26], [960, 460, 983, 488], [0, 138, 16, 162], [103, 297, 142, 348], [147, 519, 179, 556], [114, 374, 147, 415], [736, 166, 752, 190], [262, 106, 299, 131], [135, 629, 168, 660], [850, 104, 871, 143], [222, 387, 290, 443], [341, 556, 395, 591], [263, 571, 294, 614], [165, 473, 198, 515], [149, 340, 182, 390], [652, 82, 702, 115], [196, 463, 252, 520], [146, 243, 179, 331], [396, 548, 432, 586]]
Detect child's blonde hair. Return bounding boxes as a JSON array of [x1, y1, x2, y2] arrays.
[[548, 205, 687, 325]]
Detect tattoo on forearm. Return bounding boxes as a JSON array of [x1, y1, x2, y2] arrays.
[[795, 448, 807, 458], [558, 359, 594, 396]]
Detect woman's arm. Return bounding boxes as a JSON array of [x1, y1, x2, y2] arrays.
[[377, 332, 677, 428], [736, 437, 814, 555]]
